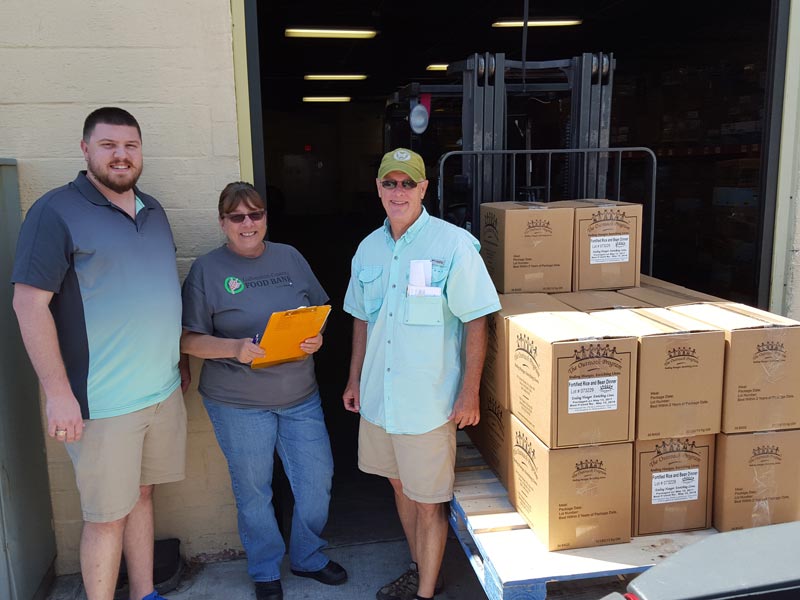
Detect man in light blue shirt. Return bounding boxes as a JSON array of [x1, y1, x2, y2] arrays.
[[343, 148, 500, 600]]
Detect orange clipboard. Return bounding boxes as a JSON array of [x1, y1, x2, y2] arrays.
[[250, 305, 331, 369]]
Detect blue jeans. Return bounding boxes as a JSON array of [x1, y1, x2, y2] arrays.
[[203, 391, 334, 582]]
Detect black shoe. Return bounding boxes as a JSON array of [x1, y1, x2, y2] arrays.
[[291, 560, 348, 586], [255, 580, 283, 600]]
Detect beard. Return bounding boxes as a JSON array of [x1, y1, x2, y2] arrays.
[[87, 157, 142, 194]]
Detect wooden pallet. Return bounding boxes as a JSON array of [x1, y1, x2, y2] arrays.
[[449, 437, 717, 600]]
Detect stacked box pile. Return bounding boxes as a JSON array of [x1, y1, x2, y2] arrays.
[[506, 311, 637, 550], [472, 198, 799, 552], [667, 302, 800, 532], [590, 307, 725, 536], [480, 199, 643, 294]]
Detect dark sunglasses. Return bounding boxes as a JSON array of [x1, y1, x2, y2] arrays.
[[380, 179, 417, 190], [223, 210, 266, 224]]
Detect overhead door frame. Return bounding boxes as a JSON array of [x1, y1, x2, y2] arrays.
[[769, 0, 799, 314]]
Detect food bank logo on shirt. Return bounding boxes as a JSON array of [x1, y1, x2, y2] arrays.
[[224, 276, 245, 295], [224, 272, 294, 294]]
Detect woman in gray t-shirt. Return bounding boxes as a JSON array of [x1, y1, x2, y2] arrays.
[[181, 182, 347, 600]]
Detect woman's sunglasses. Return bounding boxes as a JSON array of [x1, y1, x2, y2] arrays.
[[223, 210, 266, 224], [380, 179, 417, 190]]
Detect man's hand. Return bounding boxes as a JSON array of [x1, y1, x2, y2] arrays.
[[300, 333, 323, 355], [46, 393, 84, 443], [235, 338, 266, 364], [343, 319, 367, 413], [13, 283, 84, 443], [342, 379, 360, 412], [447, 390, 480, 429], [448, 316, 487, 429]]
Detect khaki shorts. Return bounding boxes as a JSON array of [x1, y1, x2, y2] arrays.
[[358, 417, 456, 503], [66, 386, 187, 522]]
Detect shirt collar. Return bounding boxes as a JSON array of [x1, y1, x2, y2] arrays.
[[74, 170, 152, 210], [382, 207, 430, 245]]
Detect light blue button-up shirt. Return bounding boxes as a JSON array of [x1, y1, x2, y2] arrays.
[[344, 208, 501, 434]]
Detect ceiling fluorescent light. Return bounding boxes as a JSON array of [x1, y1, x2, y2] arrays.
[[492, 18, 582, 27], [304, 74, 367, 81], [303, 96, 352, 102], [285, 28, 377, 39], [426, 64, 449, 71]]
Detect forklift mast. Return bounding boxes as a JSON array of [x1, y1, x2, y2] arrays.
[[384, 52, 616, 229]]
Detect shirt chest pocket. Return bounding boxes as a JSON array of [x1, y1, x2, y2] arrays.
[[403, 264, 447, 326], [358, 266, 384, 321]]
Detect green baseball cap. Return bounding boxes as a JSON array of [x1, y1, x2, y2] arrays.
[[377, 148, 426, 182]]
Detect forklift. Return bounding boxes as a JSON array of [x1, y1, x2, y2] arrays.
[[384, 50, 656, 269]]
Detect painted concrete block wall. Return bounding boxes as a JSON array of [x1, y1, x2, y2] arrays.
[[0, 0, 243, 574]]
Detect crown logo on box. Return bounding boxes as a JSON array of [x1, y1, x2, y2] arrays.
[[514, 431, 536, 462], [668, 346, 697, 359], [756, 341, 784, 354], [484, 212, 498, 230], [526, 218, 550, 229], [591, 209, 627, 224], [572, 344, 617, 361], [575, 459, 604, 472], [654, 438, 697, 456], [752, 445, 780, 458], [515, 334, 538, 359]]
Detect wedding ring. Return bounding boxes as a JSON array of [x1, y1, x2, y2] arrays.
[[56, 428, 67, 436]]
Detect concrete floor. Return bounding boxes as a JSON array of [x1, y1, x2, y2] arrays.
[[46, 533, 630, 600], [47, 536, 488, 600]]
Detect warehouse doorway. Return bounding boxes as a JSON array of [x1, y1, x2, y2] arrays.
[[240, 0, 790, 542]]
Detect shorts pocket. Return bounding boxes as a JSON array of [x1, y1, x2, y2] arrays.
[[404, 295, 444, 325]]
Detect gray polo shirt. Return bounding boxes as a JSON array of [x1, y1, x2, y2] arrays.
[[11, 172, 182, 419], [182, 242, 329, 408]]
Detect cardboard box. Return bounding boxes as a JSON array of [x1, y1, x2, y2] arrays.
[[476, 294, 575, 487], [483, 293, 576, 407], [714, 429, 800, 532], [618, 286, 712, 308], [633, 435, 715, 536], [479, 202, 574, 293], [510, 415, 632, 550], [475, 386, 513, 488], [639, 274, 725, 302], [669, 303, 800, 433], [508, 311, 637, 448], [553, 290, 653, 312], [550, 199, 643, 291], [590, 308, 725, 439]]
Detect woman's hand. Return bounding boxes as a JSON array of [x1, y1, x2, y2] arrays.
[[300, 333, 323, 355], [235, 338, 266, 364]]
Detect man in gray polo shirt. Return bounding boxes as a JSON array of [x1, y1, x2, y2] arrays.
[[12, 107, 187, 600]]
